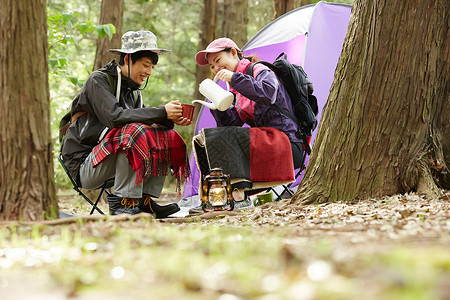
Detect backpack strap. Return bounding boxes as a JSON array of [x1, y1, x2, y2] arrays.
[[246, 61, 299, 124], [59, 111, 87, 135], [246, 60, 311, 154], [61, 71, 119, 137], [60, 69, 141, 141], [104, 71, 139, 104], [246, 62, 256, 77], [104, 72, 118, 99]]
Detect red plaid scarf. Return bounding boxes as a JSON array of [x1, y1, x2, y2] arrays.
[[91, 123, 190, 192]]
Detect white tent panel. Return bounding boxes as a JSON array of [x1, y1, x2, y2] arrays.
[[244, 5, 315, 50]]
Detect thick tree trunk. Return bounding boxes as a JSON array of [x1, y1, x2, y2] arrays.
[[93, 0, 124, 71], [0, 0, 58, 220], [298, 0, 310, 6], [292, 0, 450, 204], [273, 0, 310, 20], [222, 0, 248, 48], [273, 0, 295, 19], [193, 0, 218, 125], [436, 107, 450, 189]]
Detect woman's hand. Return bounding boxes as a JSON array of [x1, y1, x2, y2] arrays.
[[165, 100, 183, 120], [215, 69, 234, 83]]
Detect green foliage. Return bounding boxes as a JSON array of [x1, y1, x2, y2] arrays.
[[47, 9, 116, 87], [47, 4, 116, 189], [0, 219, 447, 299]]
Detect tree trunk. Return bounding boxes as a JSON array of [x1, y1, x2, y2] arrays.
[[222, 0, 248, 47], [193, 0, 218, 125], [0, 0, 58, 220], [292, 0, 450, 205], [93, 0, 124, 71], [298, 0, 310, 6], [273, 0, 295, 19], [273, 0, 311, 20]]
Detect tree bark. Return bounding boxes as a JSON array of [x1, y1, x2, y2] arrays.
[[0, 0, 58, 220], [298, 0, 310, 6], [93, 0, 124, 71], [292, 0, 450, 205], [273, 0, 295, 19], [273, 0, 311, 20], [222, 0, 249, 47], [193, 0, 218, 125]]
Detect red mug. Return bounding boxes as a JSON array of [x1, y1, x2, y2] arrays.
[[181, 104, 195, 120]]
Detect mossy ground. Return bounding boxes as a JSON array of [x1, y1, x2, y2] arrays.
[[0, 190, 449, 299]]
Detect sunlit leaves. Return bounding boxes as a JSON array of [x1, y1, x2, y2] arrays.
[[58, 57, 68, 67], [77, 22, 91, 34], [95, 24, 116, 40], [48, 58, 58, 68], [66, 75, 82, 87], [77, 22, 116, 40], [47, 8, 116, 80]]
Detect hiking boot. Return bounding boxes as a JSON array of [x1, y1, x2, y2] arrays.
[[139, 195, 180, 219], [107, 194, 142, 215]]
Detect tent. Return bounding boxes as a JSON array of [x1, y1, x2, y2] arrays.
[[182, 1, 352, 200]]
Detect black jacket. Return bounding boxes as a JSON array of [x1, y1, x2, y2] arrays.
[[62, 60, 174, 182]]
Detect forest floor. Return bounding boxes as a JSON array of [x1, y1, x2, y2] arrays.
[[0, 189, 449, 299]]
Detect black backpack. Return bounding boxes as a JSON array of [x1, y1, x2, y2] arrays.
[[246, 53, 318, 154], [58, 71, 138, 152]]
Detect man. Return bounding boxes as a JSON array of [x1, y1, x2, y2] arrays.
[[62, 31, 191, 217]]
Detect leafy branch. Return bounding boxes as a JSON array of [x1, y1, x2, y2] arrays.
[[47, 9, 116, 86]]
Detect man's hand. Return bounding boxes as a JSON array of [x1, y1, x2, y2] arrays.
[[165, 100, 183, 120], [165, 100, 192, 126]]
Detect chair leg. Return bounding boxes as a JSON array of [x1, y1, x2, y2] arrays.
[[60, 153, 107, 215], [89, 185, 106, 215], [74, 186, 105, 215], [271, 182, 296, 202], [272, 156, 308, 202], [281, 185, 294, 198], [272, 188, 283, 202]]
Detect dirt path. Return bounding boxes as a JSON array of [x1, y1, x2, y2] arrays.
[[1, 190, 449, 299], [58, 189, 450, 247]]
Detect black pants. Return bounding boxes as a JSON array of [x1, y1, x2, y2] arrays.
[[291, 141, 305, 170]]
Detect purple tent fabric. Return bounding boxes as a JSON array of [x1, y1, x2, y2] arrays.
[[183, 2, 352, 198]]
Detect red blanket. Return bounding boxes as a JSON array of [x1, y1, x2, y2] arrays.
[[194, 127, 294, 184], [91, 123, 189, 191], [249, 127, 294, 182]]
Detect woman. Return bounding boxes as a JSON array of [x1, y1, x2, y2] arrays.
[[195, 37, 304, 170], [192, 38, 305, 208]]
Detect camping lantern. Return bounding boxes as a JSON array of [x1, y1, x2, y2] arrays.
[[201, 168, 234, 211]]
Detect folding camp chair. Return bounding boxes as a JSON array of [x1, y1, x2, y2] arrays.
[[244, 148, 308, 202], [58, 153, 113, 215], [272, 164, 306, 201], [272, 147, 308, 201]]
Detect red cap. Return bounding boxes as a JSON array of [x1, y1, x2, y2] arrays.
[[195, 38, 240, 66]]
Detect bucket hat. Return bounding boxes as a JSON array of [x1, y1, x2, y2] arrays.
[[108, 30, 169, 54], [195, 38, 240, 66]]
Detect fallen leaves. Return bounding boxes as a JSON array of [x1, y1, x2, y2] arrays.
[[0, 190, 448, 300]]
